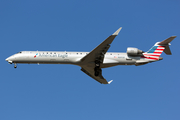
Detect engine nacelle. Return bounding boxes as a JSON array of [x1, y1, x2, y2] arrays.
[[127, 47, 144, 56]]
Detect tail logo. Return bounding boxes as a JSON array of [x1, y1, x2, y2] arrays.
[[142, 45, 165, 60]]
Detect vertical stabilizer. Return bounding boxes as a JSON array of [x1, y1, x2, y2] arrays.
[[143, 43, 165, 60], [142, 36, 176, 60]]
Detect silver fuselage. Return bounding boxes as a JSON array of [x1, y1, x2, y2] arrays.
[[6, 51, 147, 68], [4, 27, 175, 84]]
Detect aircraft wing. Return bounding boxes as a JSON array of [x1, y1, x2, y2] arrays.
[[81, 67, 109, 84], [80, 27, 121, 84], [81, 27, 122, 64]]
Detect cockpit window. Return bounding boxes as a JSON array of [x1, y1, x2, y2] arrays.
[[17, 52, 22, 54]]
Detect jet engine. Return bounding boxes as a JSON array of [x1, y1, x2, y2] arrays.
[[127, 47, 144, 56]]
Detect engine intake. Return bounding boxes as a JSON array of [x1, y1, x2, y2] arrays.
[[127, 47, 144, 56]]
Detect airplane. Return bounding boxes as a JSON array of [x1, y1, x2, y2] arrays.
[[5, 27, 176, 84]]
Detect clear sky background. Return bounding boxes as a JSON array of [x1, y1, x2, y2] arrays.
[[0, 0, 180, 120]]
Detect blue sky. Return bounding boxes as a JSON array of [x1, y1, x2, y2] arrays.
[[0, 0, 180, 120]]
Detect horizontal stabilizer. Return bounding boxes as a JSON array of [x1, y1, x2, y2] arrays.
[[158, 36, 176, 45], [158, 36, 177, 55]]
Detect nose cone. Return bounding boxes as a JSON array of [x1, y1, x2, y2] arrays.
[[5, 56, 15, 63], [5, 57, 9, 61], [5, 56, 11, 61]]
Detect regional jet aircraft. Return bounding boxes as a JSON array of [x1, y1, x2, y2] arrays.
[[5, 27, 176, 84]]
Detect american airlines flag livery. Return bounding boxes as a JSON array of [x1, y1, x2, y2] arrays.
[[5, 27, 176, 84]]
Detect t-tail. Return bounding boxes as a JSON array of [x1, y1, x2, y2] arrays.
[[142, 36, 177, 61]]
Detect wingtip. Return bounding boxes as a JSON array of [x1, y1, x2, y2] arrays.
[[171, 36, 177, 38], [108, 80, 113, 84], [112, 27, 122, 36]]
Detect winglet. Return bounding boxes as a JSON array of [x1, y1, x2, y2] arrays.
[[112, 27, 122, 36], [108, 80, 113, 84]]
